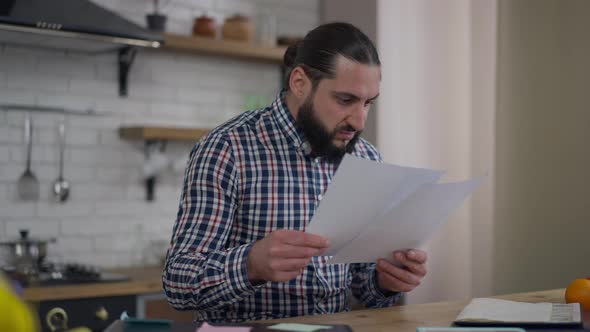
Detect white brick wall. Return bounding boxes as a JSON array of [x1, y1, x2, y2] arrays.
[[0, 0, 319, 268]]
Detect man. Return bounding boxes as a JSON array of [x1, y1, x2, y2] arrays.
[[163, 22, 427, 322]]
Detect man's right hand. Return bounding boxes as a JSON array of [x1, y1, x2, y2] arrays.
[[246, 230, 330, 283]]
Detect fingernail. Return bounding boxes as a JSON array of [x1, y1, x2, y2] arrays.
[[395, 252, 403, 259], [324, 238, 331, 247], [408, 250, 415, 258]]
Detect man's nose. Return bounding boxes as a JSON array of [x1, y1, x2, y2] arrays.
[[347, 104, 367, 131]]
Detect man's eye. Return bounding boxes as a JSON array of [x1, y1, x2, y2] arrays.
[[338, 98, 352, 104], [365, 100, 375, 107]]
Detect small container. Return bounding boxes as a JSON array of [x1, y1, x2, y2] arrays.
[[0, 230, 56, 285], [256, 10, 277, 47], [222, 15, 255, 42], [192, 14, 216, 38], [146, 13, 167, 32]]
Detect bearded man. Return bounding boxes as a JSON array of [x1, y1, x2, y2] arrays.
[[163, 22, 428, 323]]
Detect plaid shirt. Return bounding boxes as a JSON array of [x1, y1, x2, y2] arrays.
[[163, 92, 401, 322]]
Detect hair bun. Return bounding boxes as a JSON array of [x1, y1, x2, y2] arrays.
[[283, 40, 301, 68]]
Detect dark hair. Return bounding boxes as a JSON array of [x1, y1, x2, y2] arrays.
[[283, 22, 380, 90]]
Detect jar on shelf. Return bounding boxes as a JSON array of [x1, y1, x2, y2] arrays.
[[192, 14, 216, 38], [256, 10, 277, 47], [222, 15, 255, 43]]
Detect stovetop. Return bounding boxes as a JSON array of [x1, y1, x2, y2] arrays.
[[2, 262, 131, 287], [37, 263, 130, 287]]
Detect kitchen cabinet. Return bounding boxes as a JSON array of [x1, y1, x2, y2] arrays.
[[34, 293, 195, 331], [37, 295, 136, 332], [23, 267, 197, 329], [137, 293, 194, 323]]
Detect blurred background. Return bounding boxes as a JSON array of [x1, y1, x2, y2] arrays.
[[0, 0, 589, 320]]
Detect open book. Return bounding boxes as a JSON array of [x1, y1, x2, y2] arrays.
[[454, 298, 582, 327], [306, 154, 482, 264]]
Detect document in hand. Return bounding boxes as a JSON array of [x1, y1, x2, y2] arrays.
[[305, 154, 482, 264], [454, 298, 582, 327]]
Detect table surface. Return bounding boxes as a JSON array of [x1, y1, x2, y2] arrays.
[[105, 288, 590, 332]]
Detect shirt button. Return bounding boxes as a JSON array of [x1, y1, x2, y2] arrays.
[[302, 142, 311, 154], [318, 194, 323, 200]]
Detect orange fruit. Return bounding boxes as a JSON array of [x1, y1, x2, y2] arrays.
[[565, 277, 590, 310]]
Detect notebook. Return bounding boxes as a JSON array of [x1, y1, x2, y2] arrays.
[[453, 298, 582, 328]]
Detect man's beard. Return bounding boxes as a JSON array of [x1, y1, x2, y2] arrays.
[[296, 94, 362, 162]]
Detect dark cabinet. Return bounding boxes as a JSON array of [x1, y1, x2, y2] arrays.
[[38, 295, 136, 332], [136, 293, 194, 323]]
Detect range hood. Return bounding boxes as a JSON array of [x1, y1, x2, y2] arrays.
[[0, 0, 163, 53]]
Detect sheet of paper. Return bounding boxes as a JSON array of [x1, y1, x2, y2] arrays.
[[306, 154, 444, 255], [196, 322, 252, 332], [330, 177, 482, 264], [267, 323, 333, 332]]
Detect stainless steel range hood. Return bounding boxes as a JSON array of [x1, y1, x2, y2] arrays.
[[0, 0, 163, 53]]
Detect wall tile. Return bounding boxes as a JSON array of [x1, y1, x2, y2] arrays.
[[4, 218, 60, 237], [0, 0, 318, 267], [0, 146, 10, 162]]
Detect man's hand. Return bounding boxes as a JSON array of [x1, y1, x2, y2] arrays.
[[247, 230, 330, 283], [376, 249, 427, 293]]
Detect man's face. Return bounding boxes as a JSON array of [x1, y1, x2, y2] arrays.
[[296, 56, 381, 161]]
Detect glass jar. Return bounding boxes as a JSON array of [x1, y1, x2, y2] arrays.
[[256, 10, 277, 47]]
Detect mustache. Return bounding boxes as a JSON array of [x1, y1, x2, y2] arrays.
[[335, 125, 356, 133]]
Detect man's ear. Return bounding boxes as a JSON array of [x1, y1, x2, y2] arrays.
[[288, 66, 311, 99]]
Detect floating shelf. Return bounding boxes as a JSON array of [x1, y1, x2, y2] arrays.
[[162, 33, 287, 63], [119, 126, 209, 141]]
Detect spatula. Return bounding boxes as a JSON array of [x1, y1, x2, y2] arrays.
[[17, 113, 39, 201]]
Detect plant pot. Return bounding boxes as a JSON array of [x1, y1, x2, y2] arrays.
[[146, 13, 167, 32]]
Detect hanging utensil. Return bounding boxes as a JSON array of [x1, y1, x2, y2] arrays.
[[52, 121, 70, 202], [17, 113, 39, 201]]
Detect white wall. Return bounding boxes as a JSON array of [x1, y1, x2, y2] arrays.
[[0, 0, 319, 268], [320, 0, 378, 146], [493, 0, 590, 294], [377, 0, 497, 303], [469, 0, 497, 299]]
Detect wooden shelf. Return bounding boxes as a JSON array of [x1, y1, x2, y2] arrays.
[[162, 33, 287, 63], [119, 126, 209, 141]]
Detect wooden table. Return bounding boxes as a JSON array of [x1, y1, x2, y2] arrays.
[[271, 288, 585, 332], [106, 288, 590, 332]]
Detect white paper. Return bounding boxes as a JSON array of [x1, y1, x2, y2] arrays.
[[330, 178, 482, 264], [306, 155, 444, 255], [305, 154, 482, 264], [455, 298, 581, 324]]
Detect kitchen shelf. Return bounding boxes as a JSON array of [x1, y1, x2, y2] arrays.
[[118, 126, 209, 141], [162, 33, 287, 63]]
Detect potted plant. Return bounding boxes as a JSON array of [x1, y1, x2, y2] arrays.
[[146, 0, 168, 32]]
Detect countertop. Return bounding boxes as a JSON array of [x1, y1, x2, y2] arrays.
[[22, 266, 164, 302], [105, 288, 589, 332]]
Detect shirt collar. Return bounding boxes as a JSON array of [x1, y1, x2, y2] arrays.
[[271, 90, 312, 155]]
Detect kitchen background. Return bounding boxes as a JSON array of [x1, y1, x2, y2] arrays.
[[3, 0, 590, 310], [0, 0, 319, 268]]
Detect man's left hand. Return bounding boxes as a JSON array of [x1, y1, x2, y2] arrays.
[[376, 249, 427, 293]]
